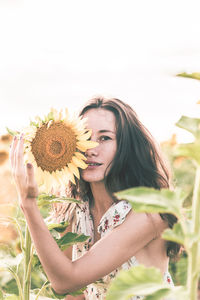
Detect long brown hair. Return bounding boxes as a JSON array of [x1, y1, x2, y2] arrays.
[[70, 96, 180, 258]]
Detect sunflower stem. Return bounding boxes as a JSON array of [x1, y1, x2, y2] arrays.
[[23, 224, 32, 300], [186, 165, 200, 300]]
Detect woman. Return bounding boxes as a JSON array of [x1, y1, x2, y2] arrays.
[[10, 97, 179, 300]]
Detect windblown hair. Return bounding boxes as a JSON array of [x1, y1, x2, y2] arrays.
[[70, 96, 180, 258]]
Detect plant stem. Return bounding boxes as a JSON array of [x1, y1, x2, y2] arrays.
[[4, 267, 23, 300], [35, 280, 50, 300], [23, 224, 32, 300], [187, 165, 200, 300]]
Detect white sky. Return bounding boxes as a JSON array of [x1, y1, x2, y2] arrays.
[[0, 0, 200, 143]]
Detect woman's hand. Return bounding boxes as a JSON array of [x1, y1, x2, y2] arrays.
[[10, 135, 39, 209]]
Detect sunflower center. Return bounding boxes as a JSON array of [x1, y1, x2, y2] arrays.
[[31, 122, 77, 172], [46, 138, 66, 159]]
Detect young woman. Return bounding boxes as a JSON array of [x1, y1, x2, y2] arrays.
[[10, 97, 179, 300]]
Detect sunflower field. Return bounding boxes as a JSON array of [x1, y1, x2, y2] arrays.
[[0, 72, 200, 300]]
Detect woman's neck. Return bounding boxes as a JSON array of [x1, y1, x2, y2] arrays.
[[89, 182, 114, 215]]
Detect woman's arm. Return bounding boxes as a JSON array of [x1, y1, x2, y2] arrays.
[[10, 136, 167, 294], [20, 201, 166, 294]]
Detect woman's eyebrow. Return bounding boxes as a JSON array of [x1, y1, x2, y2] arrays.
[[98, 129, 116, 134]]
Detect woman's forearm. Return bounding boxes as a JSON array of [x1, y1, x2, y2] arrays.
[[21, 201, 75, 294]]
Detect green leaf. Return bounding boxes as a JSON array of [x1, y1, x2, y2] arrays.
[[50, 286, 85, 299], [175, 254, 188, 285], [115, 187, 185, 218], [37, 194, 81, 207], [167, 286, 188, 300], [47, 221, 69, 233], [32, 232, 89, 267], [0, 290, 3, 300], [106, 265, 170, 300], [144, 289, 170, 300], [57, 232, 90, 251], [30, 121, 39, 127], [1, 279, 19, 296], [162, 223, 185, 245], [37, 194, 58, 201], [146, 286, 188, 300], [31, 254, 41, 269], [46, 111, 54, 121], [174, 143, 200, 165], [69, 288, 86, 296], [176, 115, 200, 138], [6, 127, 19, 137], [177, 72, 200, 81], [50, 289, 67, 299]]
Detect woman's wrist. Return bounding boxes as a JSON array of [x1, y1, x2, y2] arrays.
[[20, 199, 38, 213]]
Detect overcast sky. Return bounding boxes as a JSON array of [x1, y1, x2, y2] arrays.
[[0, 0, 200, 143]]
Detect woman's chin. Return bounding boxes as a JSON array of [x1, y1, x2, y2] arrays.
[[81, 173, 104, 183]]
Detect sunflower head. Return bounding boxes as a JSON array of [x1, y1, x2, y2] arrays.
[[23, 108, 98, 193]]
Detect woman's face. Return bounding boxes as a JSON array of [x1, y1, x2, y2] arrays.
[[81, 108, 117, 183]]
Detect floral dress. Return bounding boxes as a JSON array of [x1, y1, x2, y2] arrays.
[[51, 200, 174, 300]]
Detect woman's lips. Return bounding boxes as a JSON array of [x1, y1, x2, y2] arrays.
[[86, 161, 102, 169]]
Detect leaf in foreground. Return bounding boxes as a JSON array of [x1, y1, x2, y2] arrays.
[[51, 286, 85, 299], [58, 232, 90, 251], [0, 290, 3, 300], [32, 232, 89, 268], [162, 223, 185, 245], [176, 115, 200, 138], [177, 72, 200, 81], [106, 265, 170, 300], [37, 194, 81, 207], [145, 286, 188, 300], [6, 127, 19, 137], [174, 142, 200, 165], [47, 221, 69, 233], [115, 187, 185, 218]]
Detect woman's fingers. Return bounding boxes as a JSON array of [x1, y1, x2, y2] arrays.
[[15, 135, 26, 185], [10, 134, 38, 202], [15, 135, 24, 172], [26, 163, 38, 198], [11, 135, 27, 199], [10, 136, 18, 168]]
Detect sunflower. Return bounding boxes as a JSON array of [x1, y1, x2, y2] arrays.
[[22, 108, 98, 192]]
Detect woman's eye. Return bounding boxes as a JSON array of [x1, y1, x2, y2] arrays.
[[99, 136, 111, 142]]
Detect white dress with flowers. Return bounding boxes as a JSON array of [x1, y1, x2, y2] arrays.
[[51, 200, 174, 300]]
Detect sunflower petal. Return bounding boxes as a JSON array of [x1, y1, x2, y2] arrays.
[[63, 166, 76, 184], [72, 156, 88, 169], [35, 167, 44, 185], [85, 140, 99, 149], [51, 108, 59, 121], [77, 130, 92, 141], [65, 108, 69, 119], [68, 172, 76, 184], [47, 120, 53, 129], [43, 171, 53, 193], [24, 151, 35, 164], [77, 141, 98, 152], [75, 152, 87, 161], [68, 163, 80, 179]]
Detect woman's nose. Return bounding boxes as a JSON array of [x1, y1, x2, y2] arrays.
[[85, 143, 98, 157]]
